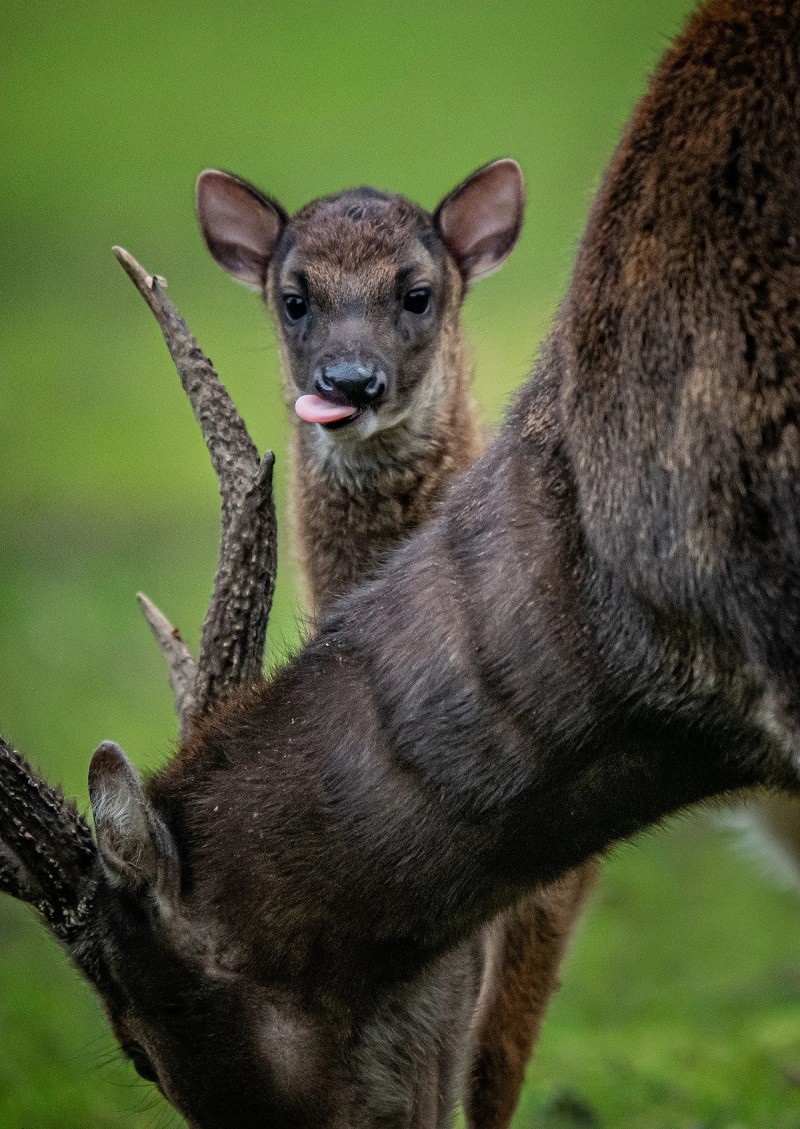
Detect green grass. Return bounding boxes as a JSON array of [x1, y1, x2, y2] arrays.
[[3, 0, 800, 1125]]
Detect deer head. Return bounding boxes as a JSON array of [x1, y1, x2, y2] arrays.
[[81, 736, 481, 1128], [195, 160, 524, 445]]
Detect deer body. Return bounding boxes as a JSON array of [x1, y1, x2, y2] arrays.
[[146, 4, 800, 1117], [3, 2, 800, 1127]]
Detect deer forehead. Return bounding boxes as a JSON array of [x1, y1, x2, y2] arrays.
[[277, 202, 442, 306]]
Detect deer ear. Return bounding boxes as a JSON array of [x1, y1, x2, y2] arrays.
[[435, 159, 525, 282], [196, 169, 288, 289], [89, 742, 179, 899]]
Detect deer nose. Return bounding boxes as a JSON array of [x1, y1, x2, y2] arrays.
[[314, 362, 387, 407]]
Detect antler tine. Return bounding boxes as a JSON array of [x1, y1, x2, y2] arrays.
[[136, 592, 198, 725], [112, 246, 260, 524], [113, 247, 278, 736], [0, 736, 96, 941]]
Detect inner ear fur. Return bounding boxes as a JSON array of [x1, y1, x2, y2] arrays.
[[435, 158, 525, 282], [196, 169, 288, 288], [89, 741, 179, 900]]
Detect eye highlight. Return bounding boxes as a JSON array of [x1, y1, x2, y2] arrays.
[[403, 287, 431, 315], [283, 294, 308, 322]]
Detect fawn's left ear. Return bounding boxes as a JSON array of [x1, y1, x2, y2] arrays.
[[435, 158, 525, 282], [89, 741, 179, 900]]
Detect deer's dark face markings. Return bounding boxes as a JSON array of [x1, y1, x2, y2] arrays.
[[103, 952, 328, 1129], [94, 911, 469, 1129]]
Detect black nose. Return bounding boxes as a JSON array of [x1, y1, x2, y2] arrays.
[[315, 362, 387, 407]]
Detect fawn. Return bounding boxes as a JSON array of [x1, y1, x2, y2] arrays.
[[1, 1, 799, 1126], [197, 162, 493, 614], [195, 159, 598, 1126]]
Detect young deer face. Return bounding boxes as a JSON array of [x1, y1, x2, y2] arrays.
[[196, 161, 524, 444], [87, 742, 477, 1129]]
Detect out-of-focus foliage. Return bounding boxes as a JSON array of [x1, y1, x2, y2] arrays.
[[1, 0, 799, 1125]]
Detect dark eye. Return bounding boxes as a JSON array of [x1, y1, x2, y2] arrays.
[[125, 1042, 159, 1085], [403, 287, 431, 315], [283, 294, 308, 322]]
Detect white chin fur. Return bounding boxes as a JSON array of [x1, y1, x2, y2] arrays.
[[315, 405, 410, 446], [308, 403, 426, 485]]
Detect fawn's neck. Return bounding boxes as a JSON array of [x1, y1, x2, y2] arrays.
[[289, 318, 484, 615]]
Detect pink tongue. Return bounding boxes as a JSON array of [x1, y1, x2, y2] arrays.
[[294, 394, 359, 425]]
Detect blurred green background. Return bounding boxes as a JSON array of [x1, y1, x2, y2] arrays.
[[2, 0, 800, 1125]]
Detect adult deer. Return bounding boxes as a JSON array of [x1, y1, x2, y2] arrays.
[[1, 0, 799, 1126], [195, 158, 596, 1127]]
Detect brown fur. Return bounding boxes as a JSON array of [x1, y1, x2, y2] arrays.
[[286, 307, 482, 612], [58, 4, 800, 1128]]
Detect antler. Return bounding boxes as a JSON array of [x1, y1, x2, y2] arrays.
[[0, 736, 96, 945], [113, 247, 278, 738], [0, 250, 277, 962]]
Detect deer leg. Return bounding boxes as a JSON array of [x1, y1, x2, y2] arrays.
[[744, 680, 800, 876], [465, 859, 599, 1129]]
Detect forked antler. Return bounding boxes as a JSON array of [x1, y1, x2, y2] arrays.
[[113, 247, 277, 737], [0, 249, 278, 956]]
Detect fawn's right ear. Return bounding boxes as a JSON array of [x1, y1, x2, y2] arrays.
[[196, 170, 288, 288], [89, 741, 179, 901], [435, 158, 525, 282]]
